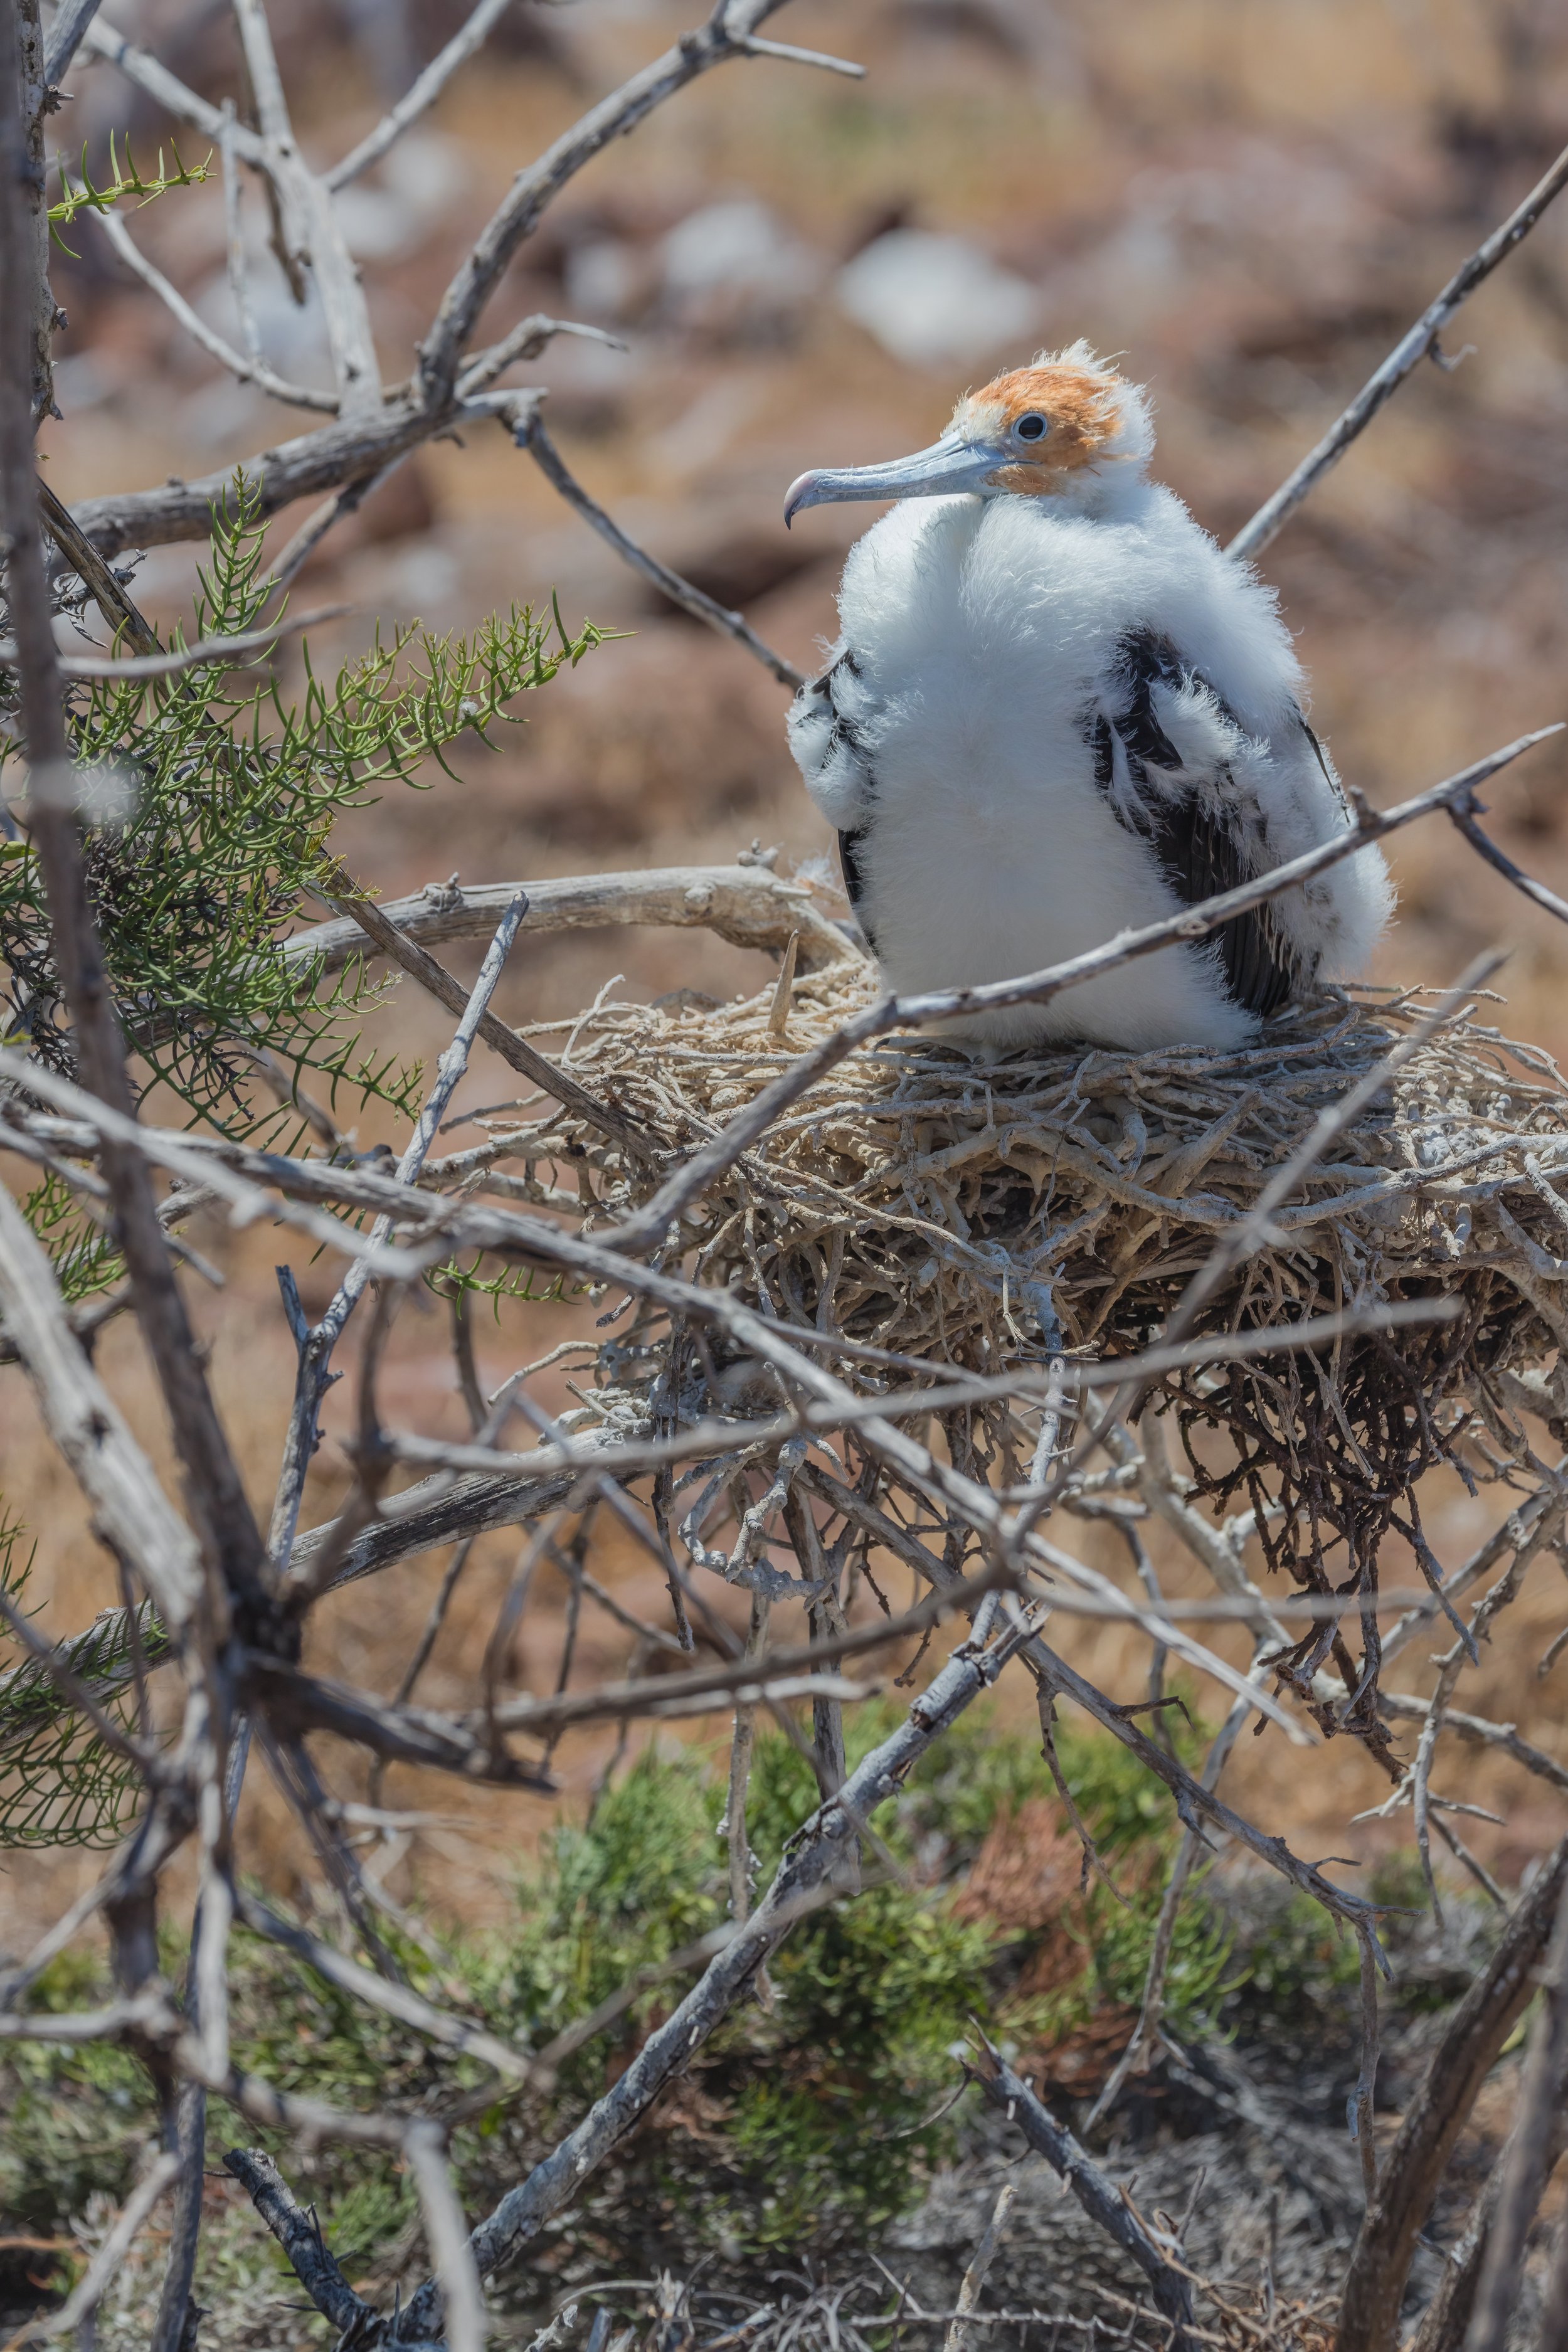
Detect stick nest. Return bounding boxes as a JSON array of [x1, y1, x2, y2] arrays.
[[492, 956, 1568, 1726]]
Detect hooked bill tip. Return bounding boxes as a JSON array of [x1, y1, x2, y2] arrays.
[[783, 470, 821, 530]]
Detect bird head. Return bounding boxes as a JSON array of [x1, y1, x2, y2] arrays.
[[784, 342, 1152, 526]]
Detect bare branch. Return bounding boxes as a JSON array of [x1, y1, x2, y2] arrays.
[[398, 1626, 1017, 2341], [1334, 1835, 1568, 2352], [43, 0, 105, 87], [1448, 803, 1568, 928], [319, 869, 658, 1162], [81, 14, 269, 164], [35, 476, 158, 648], [457, 314, 626, 400], [288, 862, 859, 983], [230, 0, 381, 409], [218, 98, 262, 365], [0, 600, 349, 677], [221, 2148, 369, 2336], [37, 2150, 182, 2341], [66, 396, 428, 557], [95, 206, 338, 413], [0, 1046, 429, 1274], [0, 100, 273, 1616], [1086, 1651, 1272, 2132], [262, 452, 410, 596], [329, 0, 518, 190], [736, 33, 865, 76], [1230, 137, 1568, 561], [233, 1887, 544, 2085], [1352, 1929, 1381, 2204], [1378, 1688, 1568, 1797], [944, 2181, 1016, 2352], [415, 0, 822, 398], [0, 1178, 203, 1628], [269, 890, 527, 1571], [971, 2037, 1196, 2352], [508, 402, 805, 687], [406, 2120, 489, 2352], [1466, 1869, 1568, 2352]]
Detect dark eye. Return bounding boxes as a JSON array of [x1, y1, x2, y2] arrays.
[[1015, 411, 1048, 442]]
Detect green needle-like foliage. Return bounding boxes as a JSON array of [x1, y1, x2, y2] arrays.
[[0, 487, 607, 1848], [47, 133, 213, 253], [0, 1508, 151, 1849], [1, 480, 606, 1301]]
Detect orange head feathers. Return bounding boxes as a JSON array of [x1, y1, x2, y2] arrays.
[[785, 344, 1150, 526]]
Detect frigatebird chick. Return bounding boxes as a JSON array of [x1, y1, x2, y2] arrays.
[[783, 344, 1392, 1051]]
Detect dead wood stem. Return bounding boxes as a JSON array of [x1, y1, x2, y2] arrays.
[[0, 0, 271, 1626], [972, 2038, 1196, 2352], [1465, 1867, 1568, 2352], [1230, 137, 1568, 561], [321, 871, 655, 1160], [268, 891, 527, 1574], [1334, 1836, 1568, 2352], [395, 1629, 1018, 2343]]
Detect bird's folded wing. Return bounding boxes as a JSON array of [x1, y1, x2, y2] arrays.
[[1088, 629, 1301, 1019]]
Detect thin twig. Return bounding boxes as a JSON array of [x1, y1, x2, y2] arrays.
[[328, 0, 516, 188], [271, 890, 529, 1575], [1229, 136, 1568, 561], [507, 402, 805, 688]]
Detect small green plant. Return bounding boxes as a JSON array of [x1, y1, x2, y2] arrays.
[[0, 488, 608, 1849], [47, 135, 213, 253], [0, 1507, 154, 1850], [0, 1715, 1485, 2292], [3, 484, 606, 1224]]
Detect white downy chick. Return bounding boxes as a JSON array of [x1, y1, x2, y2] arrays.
[[783, 343, 1392, 1050]]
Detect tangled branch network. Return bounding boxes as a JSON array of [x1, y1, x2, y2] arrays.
[[4, 4, 1568, 2351]]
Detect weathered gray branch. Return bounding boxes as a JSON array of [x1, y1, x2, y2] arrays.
[[96, 207, 337, 414], [1334, 1836, 1568, 2352], [0, 1182, 203, 1628], [415, 0, 830, 398], [507, 402, 805, 687], [327, 0, 517, 190], [973, 2038, 1195, 2351], [1230, 136, 1568, 561], [316, 871, 659, 1163], [289, 863, 858, 983], [221, 2149, 370, 2337]]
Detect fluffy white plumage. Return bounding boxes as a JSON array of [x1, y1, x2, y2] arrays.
[[783, 344, 1392, 1051]]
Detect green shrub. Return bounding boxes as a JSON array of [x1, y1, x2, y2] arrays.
[[7, 1710, 1445, 2285]]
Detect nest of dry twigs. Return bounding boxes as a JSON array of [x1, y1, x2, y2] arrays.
[[481, 955, 1568, 1725]]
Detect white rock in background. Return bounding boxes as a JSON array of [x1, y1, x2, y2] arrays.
[[659, 198, 822, 337], [835, 229, 1039, 367], [334, 132, 469, 262], [564, 238, 647, 323], [190, 267, 334, 391]]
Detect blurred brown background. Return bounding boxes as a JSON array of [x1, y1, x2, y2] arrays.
[[8, 0, 1568, 1937]]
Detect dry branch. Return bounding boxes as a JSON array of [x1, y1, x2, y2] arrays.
[[289, 864, 857, 982], [1229, 136, 1568, 560], [972, 2037, 1196, 2351], [1334, 1836, 1568, 2352], [398, 1626, 1019, 2342]]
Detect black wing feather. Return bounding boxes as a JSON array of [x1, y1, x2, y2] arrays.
[[805, 649, 882, 953], [1089, 630, 1298, 1020]]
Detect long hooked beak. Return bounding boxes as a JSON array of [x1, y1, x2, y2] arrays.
[[783, 427, 1007, 528]]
